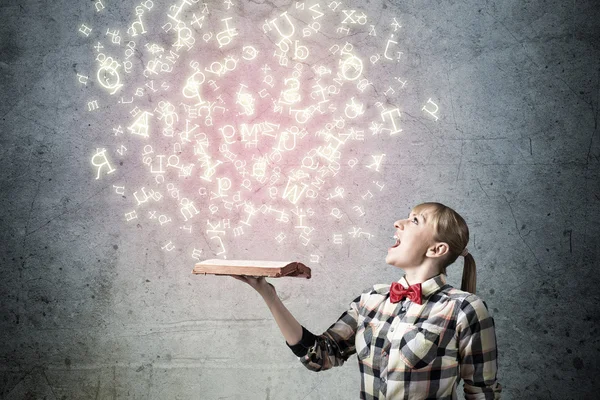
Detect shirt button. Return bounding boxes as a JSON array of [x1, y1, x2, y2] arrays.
[[390, 327, 395, 332]]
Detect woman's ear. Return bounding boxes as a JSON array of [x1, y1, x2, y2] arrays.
[[429, 242, 450, 258]]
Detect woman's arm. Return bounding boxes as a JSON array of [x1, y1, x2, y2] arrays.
[[230, 275, 304, 345], [457, 294, 503, 399], [231, 275, 361, 371], [261, 284, 304, 346]]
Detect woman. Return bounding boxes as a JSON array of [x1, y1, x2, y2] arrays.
[[231, 202, 502, 399]]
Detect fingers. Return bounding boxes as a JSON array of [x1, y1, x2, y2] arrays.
[[230, 275, 265, 286], [230, 275, 247, 282], [231, 275, 260, 284]]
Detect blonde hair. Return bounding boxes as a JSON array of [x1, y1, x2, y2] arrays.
[[411, 202, 476, 294]]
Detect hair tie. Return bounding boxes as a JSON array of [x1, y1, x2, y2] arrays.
[[460, 247, 469, 257]]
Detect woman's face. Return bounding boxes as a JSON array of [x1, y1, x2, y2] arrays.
[[385, 210, 433, 268]]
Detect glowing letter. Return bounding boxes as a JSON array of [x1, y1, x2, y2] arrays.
[[87, 100, 99, 111], [79, 24, 92, 36], [77, 74, 89, 86], [344, 97, 364, 119], [91, 148, 116, 179], [421, 98, 440, 121], [366, 154, 385, 172], [133, 187, 151, 205], [97, 57, 123, 95], [308, 4, 323, 19], [269, 11, 295, 39], [216, 17, 237, 47], [384, 35, 398, 60], [340, 55, 362, 81], [161, 241, 175, 251], [282, 176, 309, 205], [380, 108, 402, 135], [127, 111, 153, 137], [180, 198, 200, 221], [128, 15, 146, 37], [342, 10, 356, 24], [192, 248, 203, 260], [275, 233, 286, 243], [242, 45, 258, 60], [333, 233, 342, 244]]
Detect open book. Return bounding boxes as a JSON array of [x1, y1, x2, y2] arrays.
[[192, 259, 311, 279]]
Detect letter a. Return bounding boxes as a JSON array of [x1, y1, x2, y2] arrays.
[[127, 111, 153, 138]]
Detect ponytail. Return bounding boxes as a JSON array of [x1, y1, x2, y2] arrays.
[[460, 253, 477, 294]]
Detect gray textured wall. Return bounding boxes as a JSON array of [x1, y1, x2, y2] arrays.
[[1, 0, 599, 399]]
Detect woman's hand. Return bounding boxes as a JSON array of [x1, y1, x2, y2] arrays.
[[230, 275, 276, 298]]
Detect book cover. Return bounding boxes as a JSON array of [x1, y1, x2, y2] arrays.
[[192, 259, 312, 279]]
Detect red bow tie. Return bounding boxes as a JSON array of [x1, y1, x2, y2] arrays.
[[390, 282, 422, 304]]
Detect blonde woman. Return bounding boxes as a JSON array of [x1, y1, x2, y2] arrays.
[[232, 202, 502, 399]]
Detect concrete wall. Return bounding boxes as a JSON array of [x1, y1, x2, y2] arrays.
[[1, 0, 598, 398]]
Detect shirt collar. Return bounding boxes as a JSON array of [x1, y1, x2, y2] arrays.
[[400, 272, 447, 300]]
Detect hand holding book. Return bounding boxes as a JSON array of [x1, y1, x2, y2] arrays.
[[229, 275, 276, 298], [193, 260, 310, 349]]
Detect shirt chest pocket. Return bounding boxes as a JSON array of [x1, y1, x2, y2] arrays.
[[395, 324, 442, 369], [355, 320, 382, 360]]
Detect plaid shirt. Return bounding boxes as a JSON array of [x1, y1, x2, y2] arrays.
[[286, 273, 502, 399]]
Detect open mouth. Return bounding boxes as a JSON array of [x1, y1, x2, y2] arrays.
[[389, 236, 401, 250]]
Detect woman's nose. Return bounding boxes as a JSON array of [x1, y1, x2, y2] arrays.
[[394, 220, 404, 229]]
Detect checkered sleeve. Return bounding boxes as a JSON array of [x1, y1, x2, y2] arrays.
[[457, 294, 503, 399], [285, 292, 363, 372]]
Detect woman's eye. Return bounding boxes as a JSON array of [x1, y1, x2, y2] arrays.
[[412, 217, 418, 224]]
